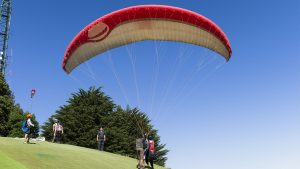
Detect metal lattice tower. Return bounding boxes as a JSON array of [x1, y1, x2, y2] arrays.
[[0, 0, 11, 76]]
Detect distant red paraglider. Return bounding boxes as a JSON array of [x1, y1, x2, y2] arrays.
[[31, 89, 36, 98]]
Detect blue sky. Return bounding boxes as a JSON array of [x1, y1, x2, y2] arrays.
[[6, 0, 300, 169]]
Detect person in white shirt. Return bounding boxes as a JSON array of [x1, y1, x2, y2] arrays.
[[53, 120, 64, 143], [24, 114, 35, 144]]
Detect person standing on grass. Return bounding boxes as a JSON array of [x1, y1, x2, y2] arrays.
[[143, 133, 149, 166], [136, 132, 145, 169], [53, 120, 64, 143], [24, 114, 34, 144], [147, 136, 155, 169], [97, 127, 106, 151]]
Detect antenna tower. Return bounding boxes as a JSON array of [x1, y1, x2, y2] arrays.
[[0, 0, 11, 76]]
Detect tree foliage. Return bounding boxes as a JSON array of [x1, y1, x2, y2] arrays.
[[42, 87, 114, 147], [42, 87, 168, 166], [0, 74, 14, 136], [7, 104, 24, 137], [104, 106, 169, 166], [0, 75, 39, 138], [6, 105, 40, 138]]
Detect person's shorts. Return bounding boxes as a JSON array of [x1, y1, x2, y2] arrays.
[[149, 152, 155, 160], [55, 131, 62, 136], [143, 149, 149, 159], [136, 148, 143, 160]]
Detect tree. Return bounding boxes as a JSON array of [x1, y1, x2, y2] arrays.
[[7, 104, 24, 137], [98, 106, 169, 166], [104, 107, 169, 166], [42, 87, 114, 147], [0, 74, 14, 136], [103, 106, 138, 156], [0, 75, 39, 138], [42, 87, 168, 166]]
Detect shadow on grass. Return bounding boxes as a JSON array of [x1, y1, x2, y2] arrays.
[[23, 142, 36, 144]]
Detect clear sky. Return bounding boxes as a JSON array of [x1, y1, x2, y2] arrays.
[[6, 0, 300, 169]]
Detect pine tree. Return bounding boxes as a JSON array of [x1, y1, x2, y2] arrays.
[[42, 87, 168, 166], [7, 104, 25, 137], [42, 87, 115, 147], [0, 74, 14, 136], [103, 107, 169, 166], [103, 106, 139, 156]]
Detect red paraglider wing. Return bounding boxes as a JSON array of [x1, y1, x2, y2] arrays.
[[62, 5, 232, 73]]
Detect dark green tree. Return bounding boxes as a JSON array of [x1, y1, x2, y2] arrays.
[[0, 74, 14, 136], [42, 87, 114, 147], [7, 104, 24, 137], [103, 106, 139, 156], [102, 106, 168, 166], [42, 87, 168, 166]]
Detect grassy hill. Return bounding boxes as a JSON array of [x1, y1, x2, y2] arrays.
[[0, 137, 167, 169]]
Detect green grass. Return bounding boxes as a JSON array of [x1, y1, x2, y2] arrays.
[[0, 137, 166, 169]]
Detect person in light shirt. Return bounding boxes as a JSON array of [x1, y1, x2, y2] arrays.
[[53, 120, 64, 143], [24, 114, 35, 144]]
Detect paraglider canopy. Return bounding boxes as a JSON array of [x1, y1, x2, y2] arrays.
[[31, 89, 36, 98], [62, 5, 232, 74]]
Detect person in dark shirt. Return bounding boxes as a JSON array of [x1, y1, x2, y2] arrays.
[[143, 133, 149, 166], [136, 132, 144, 169], [96, 127, 106, 151]]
